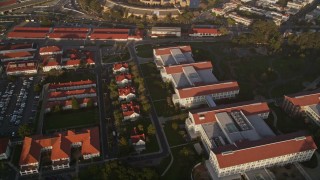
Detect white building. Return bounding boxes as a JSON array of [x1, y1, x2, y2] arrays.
[[118, 86, 136, 101], [185, 101, 317, 179], [153, 46, 194, 68], [189, 28, 222, 37], [113, 62, 129, 74], [227, 13, 253, 26], [153, 46, 240, 108], [283, 90, 320, 126], [0, 138, 10, 160], [151, 27, 181, 38], [6, 62, 37, 76]]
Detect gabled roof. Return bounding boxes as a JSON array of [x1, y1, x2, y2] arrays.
[[1, 51, 34, 59], [65, 59, 80, 66], [0, 138, 10, 154], [190, 101, 270, 125], [6, 62, 37, 72], [115, 73, 132, 82], [121, 101, 140, 117], [164, 61, 213, 74], [154, 46, 192, 56], [48, 80, 94, 89], [214, 131, 317, 168], [131, 134, 145, 144], [113, 62, 129, 70], [191, 28, 220, 34], [177, 81, 239, 99], [284, 89, 320, 106], [48, 88, 96, 99], [19, 127, 100, 165], [118, 86, 136, 96], [39, 46, 62, 54]]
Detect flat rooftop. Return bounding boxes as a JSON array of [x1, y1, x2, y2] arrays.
[[202, 111, 275, 148]]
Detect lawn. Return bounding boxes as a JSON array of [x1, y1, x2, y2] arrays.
[[44, 71, 95, 84], [102, 51, 130, 63], [44, 108, 99, 131], [163, 120, 187, 146], [153, 100, 178, 117], [140, 63, 168, 100], [268, 103, 307, 133], [135, 44, 154, 58], [162, 144, 202, 180], [11, 145, 23, 167]]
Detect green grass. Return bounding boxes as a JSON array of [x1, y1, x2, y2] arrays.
[[162, 144, 202, 180], [144, 135, 160, 154], [163, 120, 187, 146], [44, 108, 99, 131], [135, 44, 154, 58], [44, 71, 95, 84], [153, 100, 178, 117], [268, 103, 306, 133], [140, 63, 168, 100], [102, 51, 130, 63], [11, 145, 23, 167]]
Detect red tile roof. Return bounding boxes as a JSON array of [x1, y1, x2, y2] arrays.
[[131, 134, 145, 144], [284, 90, 320, 106], [48, 33, 87, 39], [113, 62, 129, 71], [115, 73, 132, 82], [118, 86, 136, 96], [214, 131, 317, 168], [121, 101, 140, 117], [1, 51, 34, 59], [0, 0, 16, 6], [65, 59, 81, 66], [92, 28, 129, 33], [19, 127, 100, 165], [154, 46, 192, 56], [39, 46, 62, 54], [7, 32, 48, 39], [49, 80, 94, 89], [0, 138, 10, 154], [48, 88, 96, 99], [177, 81, 239, 99], [90, 34, 128, 40], [0, 43, 33, 51], [6, 62, 37, 72], [164, 61, 213, 74], [191, 28, 220, 35], [46, 98, 96, 109], [53, 27, 89, 32], [190, 101, 270, 125]]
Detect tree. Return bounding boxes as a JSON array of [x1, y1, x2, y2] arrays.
[[142, 102, 151, 113], [147, 124, 156, 135], [152, 14, 158, 22], [33, 84, 41, 92], [18, 124, 33, 138], [0, 162, 9, 179], [218, 27, 228, 35], [119, 136, 128, 146], [137, 124, 144, 131], [114, 110, 123, 127], [87, 98, 93, 107], [71, 97, 79, 109], [171, 122, 178, 130], [53, 105, 61, 112], [179, 147, 195, 157]]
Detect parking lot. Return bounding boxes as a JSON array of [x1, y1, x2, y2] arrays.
[[0, 76, 40, 137]]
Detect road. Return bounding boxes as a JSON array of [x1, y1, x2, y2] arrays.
[[94, 48, 109, 159]]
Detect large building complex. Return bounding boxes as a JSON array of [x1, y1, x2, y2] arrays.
[[139, 0, 190, 7], [282, 90, 320, 126], [185, 101, 317, 179], [19, 127, 100, 175], [153, 46, 239, 108]]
